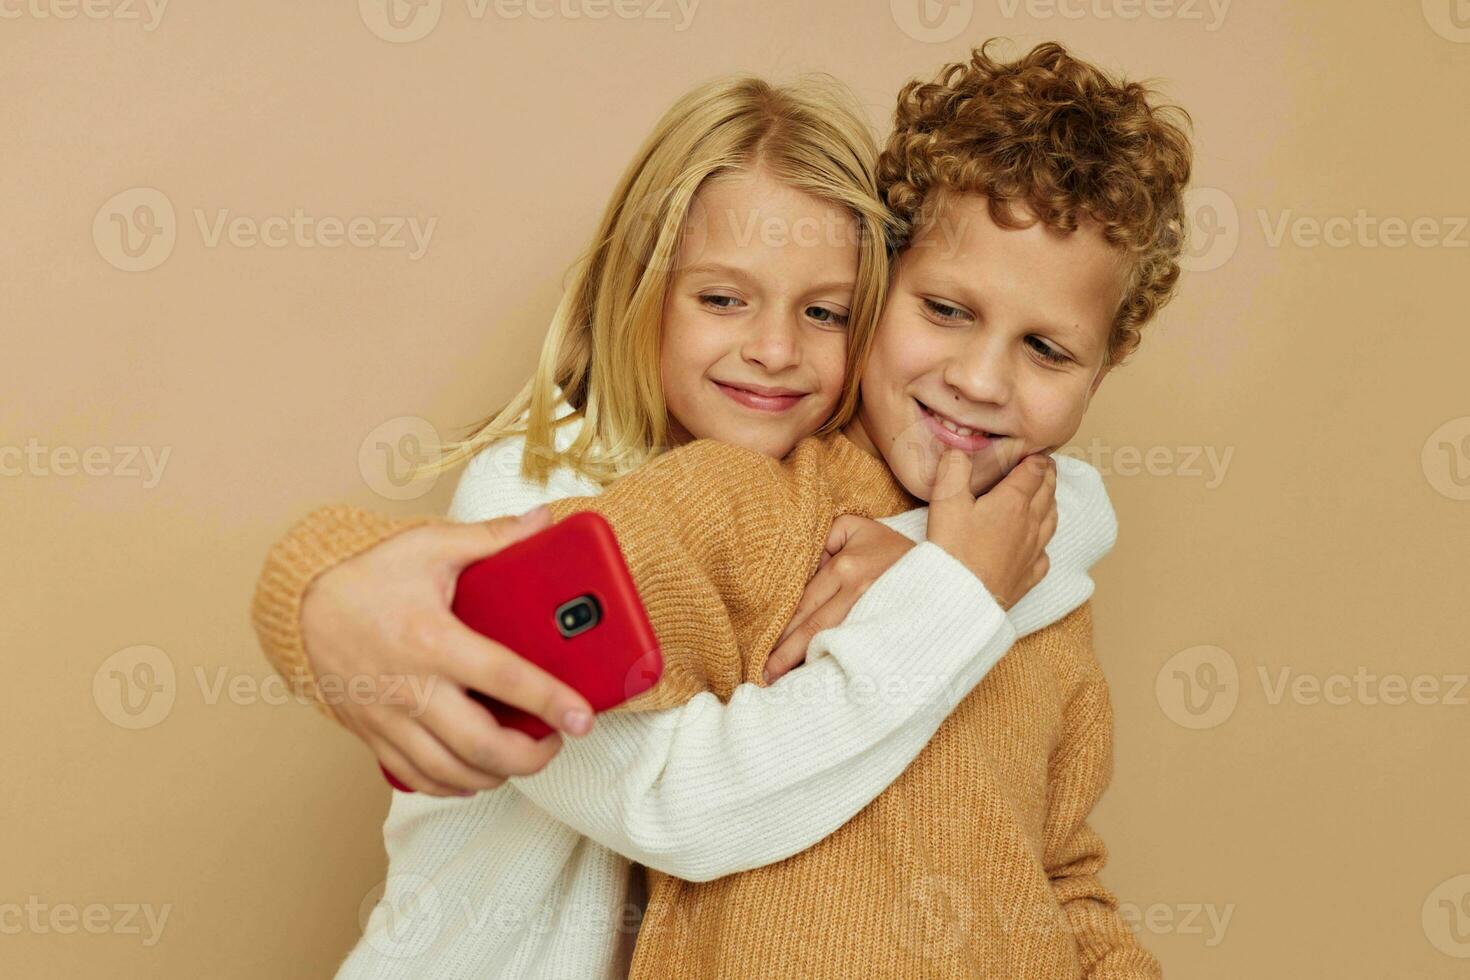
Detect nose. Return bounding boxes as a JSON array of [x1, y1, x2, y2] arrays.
[[740, 309, 802, 374], [941, 332, 1012, 407]]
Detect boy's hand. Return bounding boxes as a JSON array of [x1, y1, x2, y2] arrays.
[[764, 515, 916, 682], [928, 449, 1057, 611], [299, 507, 596, 797]]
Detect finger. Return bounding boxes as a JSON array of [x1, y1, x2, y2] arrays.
[[364, 727, 471, 797], [441, 620, 594, 737], [995, 452, 1048, 501], [1037, 501, 1059, 549], [823, 514, 862, 559], [1028, 552, 1051, 592], [928, 449, 975, 519], [776, 565, 843, 646], [766, 595, 849, 682], [419, 687, 566, 780], [391, 714, 528, 793], [1029, 461, 1058, 517], [433, 506, 555, 571]]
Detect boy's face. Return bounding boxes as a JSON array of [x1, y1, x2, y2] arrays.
[[848, 192, 1122, 500]]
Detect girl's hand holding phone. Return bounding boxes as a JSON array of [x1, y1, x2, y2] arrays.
[[298, 506, 597, 797]]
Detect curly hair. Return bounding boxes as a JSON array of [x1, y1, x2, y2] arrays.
[[878, 40, 1194, 366]]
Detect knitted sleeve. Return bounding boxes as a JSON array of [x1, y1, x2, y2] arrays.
[[249, 505, 441, 725], [544, 437, 832, 712], [1040, 604, 1163, 978]]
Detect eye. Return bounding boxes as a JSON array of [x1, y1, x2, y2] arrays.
[[1026, 335, 1071, 365], [806, 305, 850, 329], [699, 293, 744, 312], [922, 297, 971, 324]]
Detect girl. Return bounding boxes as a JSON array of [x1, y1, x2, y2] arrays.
[[253, 73, 1113, 977]]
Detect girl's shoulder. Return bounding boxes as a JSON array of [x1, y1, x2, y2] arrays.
[[449, 402, 602, 521]]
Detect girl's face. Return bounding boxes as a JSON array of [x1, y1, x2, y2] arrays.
[[659, 168, 858, 459], [850, 193, 1120, 500]]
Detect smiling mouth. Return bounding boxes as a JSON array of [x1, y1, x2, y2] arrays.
[[917, 402, 999, 440], [713, 380, 808, 413]]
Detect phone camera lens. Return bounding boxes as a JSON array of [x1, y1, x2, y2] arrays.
[[554, 595, 602, 638]]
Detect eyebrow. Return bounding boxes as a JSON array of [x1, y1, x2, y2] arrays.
[[680, 262, 857, 296]]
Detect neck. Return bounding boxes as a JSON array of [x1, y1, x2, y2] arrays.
[[840, 413, 882, 459]]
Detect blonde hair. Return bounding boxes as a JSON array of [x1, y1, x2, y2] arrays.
[[425, 75, 894, 486]]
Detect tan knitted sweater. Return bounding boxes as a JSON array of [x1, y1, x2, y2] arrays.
[[251, 432, 1160, 978]]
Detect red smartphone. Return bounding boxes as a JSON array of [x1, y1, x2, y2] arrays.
[[380, 511, 662, 792]]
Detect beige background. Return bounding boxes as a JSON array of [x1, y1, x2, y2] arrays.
[[4, 1, 1468, 976]]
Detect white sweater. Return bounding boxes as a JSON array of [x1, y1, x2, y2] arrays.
[[340, 415, 1117, 979]]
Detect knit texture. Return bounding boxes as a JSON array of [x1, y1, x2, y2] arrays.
[[534, 433, 1159, 978], [249, 431, 1157, 976]]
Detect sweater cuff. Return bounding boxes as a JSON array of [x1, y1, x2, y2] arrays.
[[800, 540, 1010, 690], [249, 505, 442, 725]]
